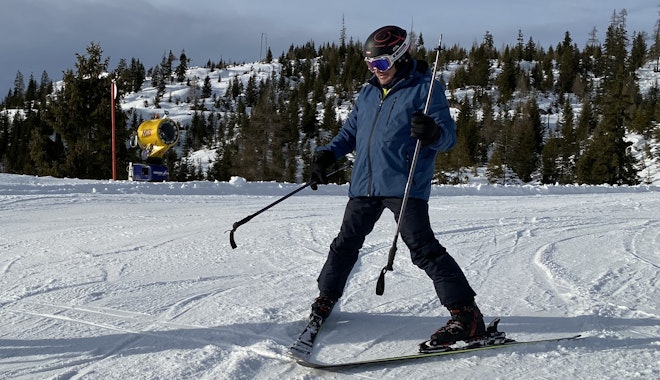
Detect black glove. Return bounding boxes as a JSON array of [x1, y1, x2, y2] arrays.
[[309, 150, 336, 190], [411, 111, 440, 146]]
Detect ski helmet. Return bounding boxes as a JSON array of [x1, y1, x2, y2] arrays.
[[364, 25, 410, 60]]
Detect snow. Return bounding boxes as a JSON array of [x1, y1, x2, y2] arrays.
[[0, 173, 658, 379], [121, 62, 279, 126]]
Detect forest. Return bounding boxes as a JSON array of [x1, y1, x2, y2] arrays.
[[1, 9, 659, 185]]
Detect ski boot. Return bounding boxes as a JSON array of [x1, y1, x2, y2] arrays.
[[419, 302, 486, 352], [310, 295, 336, 320]]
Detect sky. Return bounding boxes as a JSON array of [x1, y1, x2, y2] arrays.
[[0, 0, 658, 97]]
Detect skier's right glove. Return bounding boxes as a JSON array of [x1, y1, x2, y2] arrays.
[[309, 150, 336, 190], [411, 111, 440, 146]]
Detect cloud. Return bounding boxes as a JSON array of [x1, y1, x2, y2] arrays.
[[0, 0, 657, 96]]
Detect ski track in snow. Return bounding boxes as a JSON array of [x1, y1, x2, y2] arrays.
[[0, 174, 659, 379]]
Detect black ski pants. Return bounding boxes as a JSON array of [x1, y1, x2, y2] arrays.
[[317, 197, 476, 307]]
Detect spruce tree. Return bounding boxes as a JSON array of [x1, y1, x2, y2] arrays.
[[45, 42, 129, 179], [0, 112, 9, 171], [557, 98, 578, 183], [508, 102, 540, 182], [467, 37, 492, 88], [202, 75, 212, 98], [439, 96, 479, 183], [496, 47, 518, 104], [577, 11, 639, 185], [38, 71, 53, 101], [628, 31, 647, 72], [175, 50, 188, 83], [541, 131, 561, 184], [557, 31, 578, 94]]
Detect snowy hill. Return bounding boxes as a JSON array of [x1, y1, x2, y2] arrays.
[[119, 58, 660, 186], [0, 173, 658, 379], [122, 62, 282, 175], [122, 63, 281, 126]]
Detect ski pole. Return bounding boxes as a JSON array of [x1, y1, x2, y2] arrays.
[[376, 35, 443, 296], [229, 163, 350, 249]]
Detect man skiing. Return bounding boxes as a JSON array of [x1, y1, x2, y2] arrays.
[[308, 25, 486, 348]]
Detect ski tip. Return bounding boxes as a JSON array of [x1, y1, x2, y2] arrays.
[[296, 359, 322, 369]]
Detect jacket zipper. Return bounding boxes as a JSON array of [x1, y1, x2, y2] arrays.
[[366, 99, 384, 196], [365, 77, 407, 197]]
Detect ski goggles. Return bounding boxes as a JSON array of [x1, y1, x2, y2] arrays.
[[364, 55, 396, 72]]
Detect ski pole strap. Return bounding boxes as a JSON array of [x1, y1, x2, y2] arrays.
[[376, 243, 397, 295]]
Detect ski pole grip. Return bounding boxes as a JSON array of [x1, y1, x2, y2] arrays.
[[376, 267, 387, 296], [229, 229, 238, 249], [229, 216, 253, 249]]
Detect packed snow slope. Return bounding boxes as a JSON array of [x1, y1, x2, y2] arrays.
[[0, 174, 658, 379]]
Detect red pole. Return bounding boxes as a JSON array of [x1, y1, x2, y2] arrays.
[[111, 81, 116, 180]]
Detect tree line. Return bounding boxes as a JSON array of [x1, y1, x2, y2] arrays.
[[1, 9, 659, 185]]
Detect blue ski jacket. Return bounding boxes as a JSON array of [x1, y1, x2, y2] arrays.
[[318, 60, 456, 201]]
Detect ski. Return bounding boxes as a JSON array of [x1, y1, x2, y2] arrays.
[[296, 333, 581, 370], [288, 313, 325, 360]]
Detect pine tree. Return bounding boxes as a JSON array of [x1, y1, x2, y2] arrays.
[[6, 112, 29, 172], [507, 101, 540, 182], [175, 50, 188, 83], [577, 10, 639, 185], [202, 75, 212, 98], [487, 111, 513, 184], [439, 96, 480, 182], [320, 96, 338, 134], [541, 131, 561, 184], [557, 98, 578, 183], [0, 112, 9, 171], [576, 96, 597, 142], [467, 36, 493, 88], [161, 50, 175, 83], [629, 31, 647, 72], [244, 74, 258, 107], [38, 71, 53, 101], [496, 47, 518, 104], [630, 85, 657, 135], [557, 31, 579, 94], [24, 74, 38, 104], [523, 37, 537, 61], [652, 14, 660, 72], [189, 111, 207, 149], [44, 42, 129, 179], [8, 71, 25, 108]]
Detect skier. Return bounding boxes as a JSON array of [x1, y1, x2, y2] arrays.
[[308, 25, 486, 347]]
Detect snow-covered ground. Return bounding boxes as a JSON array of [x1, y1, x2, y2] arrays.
[[0, 174, 658, 379]]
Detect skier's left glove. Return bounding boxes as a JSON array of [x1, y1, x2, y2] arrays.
[[411, 111, 440, 146], [309, 150, 336, 190]]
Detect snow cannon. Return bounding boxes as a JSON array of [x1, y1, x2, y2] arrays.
[[135, 118, 179, 159], [128, 118, 179, 182]]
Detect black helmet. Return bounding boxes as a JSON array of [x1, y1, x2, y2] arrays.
[[364, 25, 410, 60]]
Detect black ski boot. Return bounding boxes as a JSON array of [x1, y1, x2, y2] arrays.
[[310, 295, 336, 320], [422, 302, 486, 350]]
